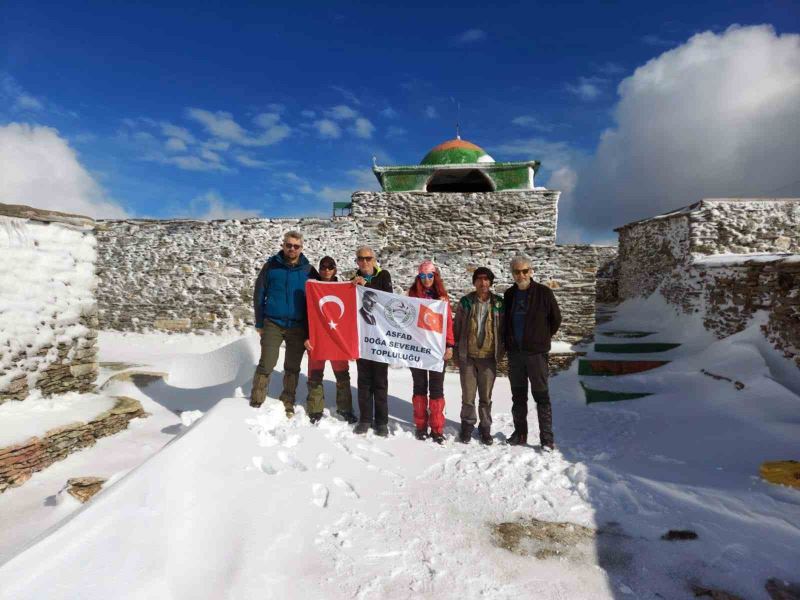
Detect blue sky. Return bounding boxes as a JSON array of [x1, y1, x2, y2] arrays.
[[2, 1, 799, 240]]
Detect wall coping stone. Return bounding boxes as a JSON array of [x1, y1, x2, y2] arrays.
[[0, 202, 94, 230]]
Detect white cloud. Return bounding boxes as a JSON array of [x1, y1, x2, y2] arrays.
[[511, 115, 554, 131], [186, 108, 290, 146], [566, 76, 605, 101], [187, 191, 262, 220], [381, 107, 398, 118], [159, 155, 229, 172], [313, 119, 341, 139], [160, 122, 195, 144], [165, 137, 187, 152], [330, 85, 361, 105], [15, 94, 43, 111], [327, 105, 358, 120], [235, 154, 269, 168], [1, 75, 44, 112], [285, 172, 314, 194], [351, 117, 374, 139], [346, 168, 379, 191], [319, 186, 351, 203], [570, 25, 800, 237], [253, 112, 280, 128], [424, 105, 438, 119], [0, 123, 127, 218], [642, 34, 677, 47], [387, 125, 407, 138], [454, 29, 486, 45]]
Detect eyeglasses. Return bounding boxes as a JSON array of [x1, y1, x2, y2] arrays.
[[284, 243, 302, 250], [319, 264, 335, 271], [418, 273, 434, 280], [512, 268, 531, 276], [356, 256, 374, 262]]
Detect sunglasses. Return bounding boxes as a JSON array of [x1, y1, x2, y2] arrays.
[[284, 243, 302, 250], [418, 272, 434, 280], [356, 256, 374, 262], [319, 264, 335, 271], [512, 269, 530, 275]]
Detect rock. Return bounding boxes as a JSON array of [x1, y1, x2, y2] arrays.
[[766, 578, 800, 600], [760, 460, 800, 490], [66, 476, 107, 503], [491, 518, 595, 559], [690, 583, 745, 599], [662, 529, 698, 541]]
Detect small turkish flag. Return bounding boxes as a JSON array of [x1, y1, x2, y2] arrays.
[[306, 281, 360, 361], [417, 303, 444, 333]]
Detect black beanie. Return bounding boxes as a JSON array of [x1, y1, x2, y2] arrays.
[[472, 267, 495, 284], [319, 256, 337, 269]]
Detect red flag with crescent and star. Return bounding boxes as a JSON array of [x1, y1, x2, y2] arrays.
[[306, 281, 360, 361]]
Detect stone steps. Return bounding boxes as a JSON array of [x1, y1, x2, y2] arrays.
[[593, 342, 681, 354], [578, 358, 670, 376]]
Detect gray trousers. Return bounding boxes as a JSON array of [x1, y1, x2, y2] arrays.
[[458, 356, 497, 431]]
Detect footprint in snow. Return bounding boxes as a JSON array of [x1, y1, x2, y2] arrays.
[[251, 456, 278, 475], [277, 450, 308, 471], [316, 453, 334, 470], [333, 477, 360, 499], [357, 443, 394, 457], [312, 483, 329, 508]]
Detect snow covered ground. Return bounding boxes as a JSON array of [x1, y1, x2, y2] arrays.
[[0, 298, 799, 599]]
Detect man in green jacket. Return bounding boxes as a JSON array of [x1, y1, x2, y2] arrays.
[[454, 267, 505, 445]]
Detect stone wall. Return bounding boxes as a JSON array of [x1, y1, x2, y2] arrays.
[[0, 396, 145, 493], [697, 256, 800, 368], [0, 204, 99, 403], [690, 199, 800, 255], [616, 213, 692, 306], [96, 190, 608, 343]]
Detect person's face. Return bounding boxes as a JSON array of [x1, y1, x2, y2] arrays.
[[474, 274, 491, 295], [319, 263, 336, 281], [283, 237, 303, 260], [356, 251, 376, 275], [418, 271, 434, 288], [512, 263, 532, 285], [363, 295, 376, 310]]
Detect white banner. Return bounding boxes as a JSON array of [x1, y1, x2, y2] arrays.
[[356, 286, 447, 371]]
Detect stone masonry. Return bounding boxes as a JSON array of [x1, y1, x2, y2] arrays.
[[0, 204, 99, 403], [97, 190, 615, 344]]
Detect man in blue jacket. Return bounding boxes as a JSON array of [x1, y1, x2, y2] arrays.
[[250, 231, 318, 416]]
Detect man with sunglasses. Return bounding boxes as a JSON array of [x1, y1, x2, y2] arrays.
[[352, 245, 393, 436], [502, 256, 562, 450], [250, 231, 318, 417]]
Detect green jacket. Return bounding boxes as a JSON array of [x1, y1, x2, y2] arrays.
[[453, 291, 505, 363]]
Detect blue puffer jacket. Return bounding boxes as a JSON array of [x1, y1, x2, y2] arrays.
[[253, 252, 317, 329]]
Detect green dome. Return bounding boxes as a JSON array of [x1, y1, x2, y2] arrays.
[[420, 138, 495, 165]]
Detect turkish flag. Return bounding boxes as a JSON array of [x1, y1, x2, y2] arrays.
[[417, 303, 444, 333], [306, 281, 360, 361]]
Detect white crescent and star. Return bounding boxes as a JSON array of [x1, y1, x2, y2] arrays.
[[319, 295, 345, 330]]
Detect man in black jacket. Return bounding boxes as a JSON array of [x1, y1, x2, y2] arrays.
[[352, 245, 393, 437], [502, 255, 562, 449]]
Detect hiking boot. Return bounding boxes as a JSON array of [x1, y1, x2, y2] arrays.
[[250, 370, 270, 407], [415, 429, 428, 441], [374, 424, 389, 437], [541, 441, 556, 451], [354, 422, 371, 435], [507, 430, 527, 446], [480, 431, 494, 445], [308, 412, 323, 425], [458, 423, 473, 444], [431, 432, 445, 445], [336, 409, 358, 424], [283, 402, 295, 418]]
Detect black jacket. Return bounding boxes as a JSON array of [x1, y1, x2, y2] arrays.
[[502, 281, 562, 353], [354, 267, 393, 293]]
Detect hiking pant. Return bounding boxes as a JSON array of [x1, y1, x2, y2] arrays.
[[306, 358, 352, 415], [458, 356, 496, 433], [410, 366, 446, 434], [507, 351, 553, 445], [356, 358, 388, 426], [251, 321, 306, 409]]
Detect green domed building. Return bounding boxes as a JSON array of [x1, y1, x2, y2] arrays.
[[373, 136, 540, 193]]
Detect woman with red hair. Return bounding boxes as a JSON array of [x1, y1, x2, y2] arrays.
[[407, 260, 455, 443]]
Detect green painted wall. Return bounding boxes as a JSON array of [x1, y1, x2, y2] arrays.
[[490, 167, 529, 191]]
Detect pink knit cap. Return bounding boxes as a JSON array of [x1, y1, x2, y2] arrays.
[[418, 260, 436, 274]]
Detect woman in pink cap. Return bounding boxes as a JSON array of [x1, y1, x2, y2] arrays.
[[407, 260, 455, 443]]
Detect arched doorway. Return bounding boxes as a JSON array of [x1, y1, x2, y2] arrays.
[[425, 169, 495, 193]]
